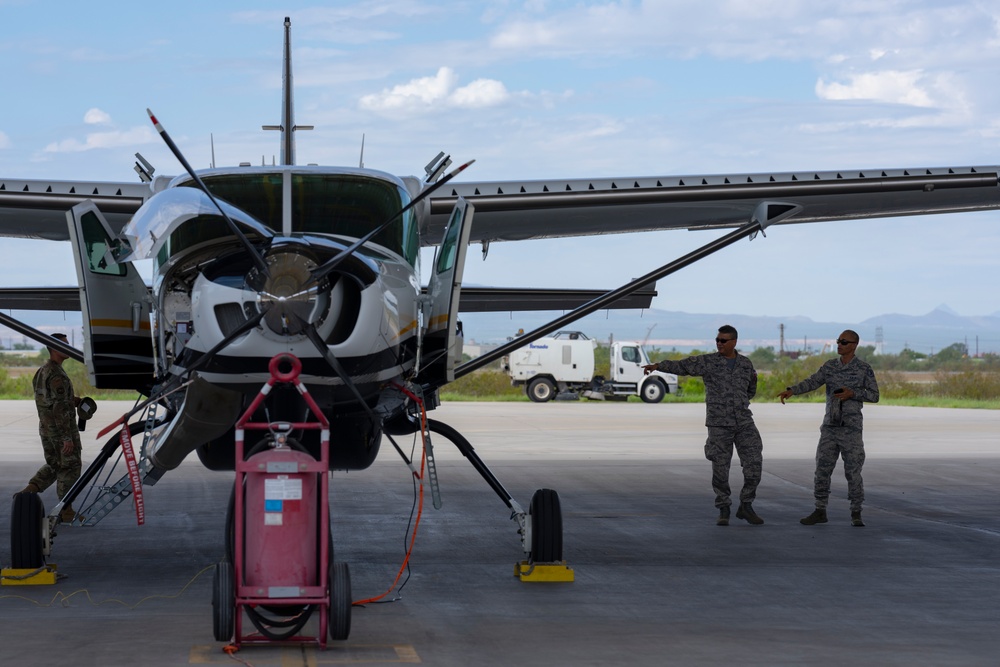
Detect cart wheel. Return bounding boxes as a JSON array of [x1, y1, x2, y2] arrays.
[[11, 492, 45, 569], [329, 561, 352, 641], [212, 560, 234, 641], [530, 488, 563, 563]]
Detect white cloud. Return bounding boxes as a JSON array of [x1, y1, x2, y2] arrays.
[[449, 78, 509, 108], [491, 21, 559, 51], [0, 131, 10, 149], [482, 1, 1000, 71], [84, 108, 112, 125], [359, 67, 509, 115], [43, 125, 157, 153], [816, 70, 934, 107]]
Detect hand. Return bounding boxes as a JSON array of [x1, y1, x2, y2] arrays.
[[836, 387, 855, 401], [642, 363, 657, 376], [777, 390, 793, 404], [62, 440, 74, 455]]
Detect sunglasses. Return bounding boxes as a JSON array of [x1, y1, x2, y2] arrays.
[[715, 338, 735, 345], [836, 339, 858, 346]]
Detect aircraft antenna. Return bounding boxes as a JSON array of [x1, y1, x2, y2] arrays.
[[359, 134, 365, 169], [210, 133, 216, 169], [424, 152, 451, 184], [133, 152, 155, 183]]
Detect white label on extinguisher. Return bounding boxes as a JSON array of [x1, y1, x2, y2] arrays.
[[264, 513, 283, 526], [265, 476, 303, 500]]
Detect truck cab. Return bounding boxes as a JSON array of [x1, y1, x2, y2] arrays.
[[606, 341, 678, 403]]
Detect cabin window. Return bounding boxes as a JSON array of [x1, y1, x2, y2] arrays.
[[436, 206, 464, 274], [80, 211, 126, 276]]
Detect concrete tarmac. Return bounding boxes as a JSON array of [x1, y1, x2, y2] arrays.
[[1, 400, 998, 666]]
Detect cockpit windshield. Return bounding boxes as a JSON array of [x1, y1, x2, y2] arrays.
[[193, 171, 418, 265]]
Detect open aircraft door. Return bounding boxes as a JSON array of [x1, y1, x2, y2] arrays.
[[67, 202, 154, 390], [419, 198, 475, 386]]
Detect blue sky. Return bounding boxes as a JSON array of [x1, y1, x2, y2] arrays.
[[2, 1, 1000, 347]]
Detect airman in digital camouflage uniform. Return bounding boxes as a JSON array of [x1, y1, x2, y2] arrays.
[[17, 333, 83, 522], [643, 325, 765, 526], [778, 330, 879, 527]]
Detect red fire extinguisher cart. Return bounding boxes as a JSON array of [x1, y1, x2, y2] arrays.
[[212, 353, 351, 648]]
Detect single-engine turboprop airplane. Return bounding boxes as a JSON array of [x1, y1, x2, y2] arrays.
[[2, 18, 1000, 645]]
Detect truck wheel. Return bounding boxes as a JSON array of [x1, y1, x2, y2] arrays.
[[527, 377, 556, 403], [640, 379, 666, 404]]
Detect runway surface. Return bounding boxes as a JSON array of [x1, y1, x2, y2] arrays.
[[1, 400, 998, 666]]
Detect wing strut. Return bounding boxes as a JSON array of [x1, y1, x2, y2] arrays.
[[0, 311, 83, 363], [454, 203, 799, 379]]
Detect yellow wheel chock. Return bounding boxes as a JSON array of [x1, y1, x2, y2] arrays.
[[514, 560, 574, 582], [1, 564, 58, 586]]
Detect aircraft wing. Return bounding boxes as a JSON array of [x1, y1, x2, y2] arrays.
[[424, 286, 656, 312], [0, 285, 656, 314], [4, 165, 999, 247], [0, 287, 82, 311], [421, 165, 1000, 245], [0, 178, 151, 240]]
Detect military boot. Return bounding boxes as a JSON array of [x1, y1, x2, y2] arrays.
[[59, 504, 82, 524], [13, 482, 40, 498], [716, 506, 730, 526], [851, 511, 865, 527], [800, 508, 828, 525], [736, 502, 764, 525]]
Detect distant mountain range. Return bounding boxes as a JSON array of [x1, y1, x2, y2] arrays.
[[460, 305, 1000, 356]]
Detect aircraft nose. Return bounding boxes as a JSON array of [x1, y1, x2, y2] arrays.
[[255, 250, 321, 335]]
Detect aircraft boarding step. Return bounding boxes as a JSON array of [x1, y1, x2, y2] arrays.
[[70, 407, 162, 528]]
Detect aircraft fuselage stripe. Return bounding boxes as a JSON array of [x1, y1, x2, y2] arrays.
[[89, 318, 152, 331]]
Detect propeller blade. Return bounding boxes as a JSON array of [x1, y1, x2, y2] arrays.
[[147, 109, 272, 278], [183, 308, 268, 377], [309, 159, 475, 285], [298, 317, 378, 421]]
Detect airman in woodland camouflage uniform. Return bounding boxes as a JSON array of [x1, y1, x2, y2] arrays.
[[644, 325, 765, 526], [17, 333, 83, 522], [779, 330, 879, 527]]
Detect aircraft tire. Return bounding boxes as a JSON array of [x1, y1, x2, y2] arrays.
[[212, 560, 235, 641], [527, 377, 556, 403], [329, 561, 352, 641], [530, 488, 563, 563], [640, 379, 666, 403], [11, 492, 44, 569]]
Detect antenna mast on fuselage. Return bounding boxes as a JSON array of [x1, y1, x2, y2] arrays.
[[262, 17, 312, 166]]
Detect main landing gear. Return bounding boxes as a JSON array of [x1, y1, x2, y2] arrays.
[[2, 492, 61, 586], [10, 492, 45, 569], [424, 419, 572, 581]]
